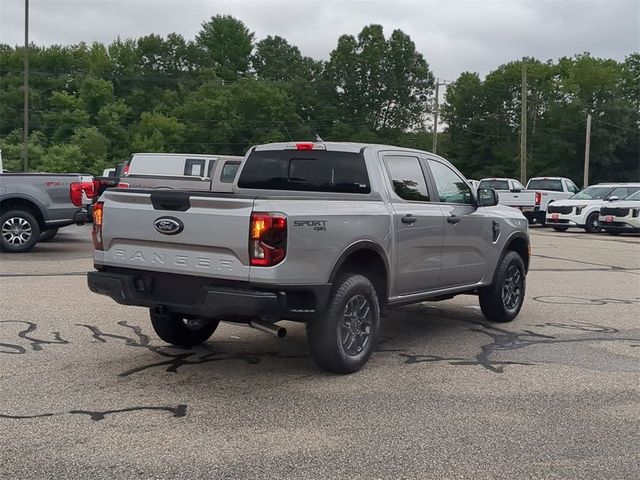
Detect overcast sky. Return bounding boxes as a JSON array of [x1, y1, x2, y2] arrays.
[[1, 0, 638, 80]]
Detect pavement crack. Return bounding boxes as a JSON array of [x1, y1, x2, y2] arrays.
[[0, 404, 188, 422]]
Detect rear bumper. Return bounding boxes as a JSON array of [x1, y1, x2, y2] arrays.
[[45, 210, 87, 229], [523, 209, 545, 223], [87, 267, 331, 320]]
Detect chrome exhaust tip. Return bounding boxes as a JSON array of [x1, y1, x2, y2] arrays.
[[249, 319, 287, 339]]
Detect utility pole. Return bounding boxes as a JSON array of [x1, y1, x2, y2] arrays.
[[519, 57, 527, 184], [23, 0, 29, 171], [583, 112, 592, 188], [432, 79, 447, 154]]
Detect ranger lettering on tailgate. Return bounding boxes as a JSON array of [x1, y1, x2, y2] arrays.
[[111, 248, 234, 272]]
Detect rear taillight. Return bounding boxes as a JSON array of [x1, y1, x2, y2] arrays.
[[92, 201, 104, 250], [81, 181, 94, 199], [534, 192, 541, 206], [123, 164, 130, 175], [70, 182, 84, 207], [92, 179, 101, 197], [117, 182, 129, 188], [249, 212, 287, 266]]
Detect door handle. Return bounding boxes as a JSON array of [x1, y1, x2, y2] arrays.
[[401, 214, 417, 225], [447, 215, 461, 224]]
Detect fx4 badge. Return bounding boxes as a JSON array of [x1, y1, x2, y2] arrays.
[[293, 220, 327, 232], [153, 217, 184, 235]]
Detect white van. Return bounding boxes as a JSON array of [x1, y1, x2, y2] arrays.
[[121, 153, 243, 192]]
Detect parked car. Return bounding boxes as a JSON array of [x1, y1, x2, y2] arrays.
[[479, 177, 577, 225], [599, 189, 640, 235], [88, 141, 530, 374], [92, 154, 243, 203], [524, 177, 579, 224], [546, 183, 640, 233], [120, 154, 242, 192], [0, 173, 90, 252], [479, 177, 537, 214]]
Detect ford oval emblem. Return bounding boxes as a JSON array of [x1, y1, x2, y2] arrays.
[[153, 217, 183, 235]]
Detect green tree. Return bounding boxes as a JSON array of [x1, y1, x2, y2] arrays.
[[195, 15, 254, 81], [131, 112, 187, 152], [324, 25, 434, 131]]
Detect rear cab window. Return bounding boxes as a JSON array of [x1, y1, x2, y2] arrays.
[[237, 150, 370, 193], [479, 179, 509, 190], [527, 179, 563, 192]]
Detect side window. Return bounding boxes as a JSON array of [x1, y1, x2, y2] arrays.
[[384, 155, 430, 201], [427, 160, 474, 204], [566, 180, 578, 193], [610, 186, 639, 199], [220, 162, 240, 183], [513, 180, 525, 190], [184, 159, 206, 177], [206, 159, 217, 178]]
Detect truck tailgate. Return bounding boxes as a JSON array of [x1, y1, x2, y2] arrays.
[[497, 191, 536, 209], [97, 190, 254, 281]]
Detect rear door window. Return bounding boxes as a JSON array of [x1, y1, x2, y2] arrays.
[[384, 155, 430, 201], [237, 150, 370, 193], [565, 180, 579, 193], [184, 159, 206, 177]]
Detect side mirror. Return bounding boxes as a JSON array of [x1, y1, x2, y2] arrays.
[[608, 196, 619, 202], [478, 188, 499, 207]]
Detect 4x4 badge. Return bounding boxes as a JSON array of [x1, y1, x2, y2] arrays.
[[153, 217, 183, 235]]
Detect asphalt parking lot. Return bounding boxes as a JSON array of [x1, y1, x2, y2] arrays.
[[1, 225, 639, 479]]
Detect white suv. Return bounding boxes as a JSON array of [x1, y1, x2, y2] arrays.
[[546, 183, 640, 233], [599, 190, 640, 235]]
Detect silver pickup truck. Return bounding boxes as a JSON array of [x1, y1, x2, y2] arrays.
[[0, 173, 89, 252], [88, 142, 530, 373]]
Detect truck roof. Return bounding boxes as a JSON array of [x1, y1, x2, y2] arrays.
[[528, 177, 567, 180], [132, 152, 242, 159], [592, 182, 640, 187], [253, 141, 440, 157]]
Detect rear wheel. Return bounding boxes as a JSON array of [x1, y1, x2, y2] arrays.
[[39, 227, 59, 242], [584, 212, 601, 233], [149, 308, 219, 347], [0, 210, 41, 253], [552, 226, 569, 232], [307, 273, 380, 374], [479, 251, 526, 323]]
